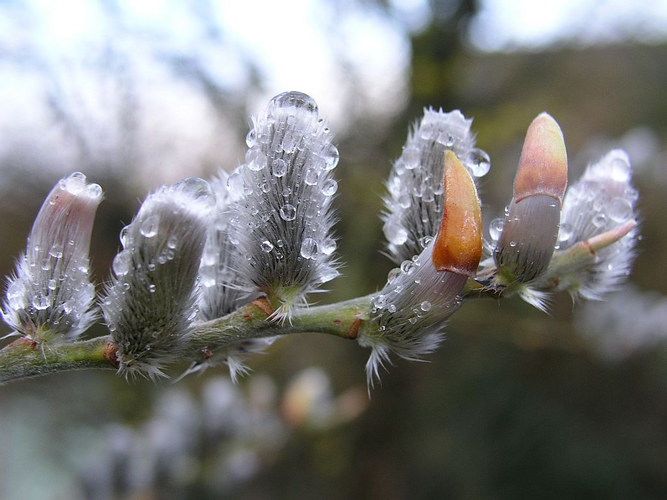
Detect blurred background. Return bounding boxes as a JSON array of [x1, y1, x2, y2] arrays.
[[1, 0, 666, 498]]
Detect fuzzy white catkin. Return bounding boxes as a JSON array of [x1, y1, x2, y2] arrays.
[[198, 171, 256, 321], [227, 91, 340, 315], [102, 178, 212, 378], [556, 149, 639, 299], [3, 172, 102, 340], [382, 108, 489, 264], [359, 239, 467, 387]]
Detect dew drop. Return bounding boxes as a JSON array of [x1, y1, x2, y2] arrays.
[[467, 148, 491, 177], [49, 244, 63, 259], [176, 177, 212, 201], [509, 240, 517, 248], [112, 250, 132, 277], [148, 284, 156, 294], [167, 235, 178, 250], [558, 222, 573, 242], [269, 91, 318, 116], [280, 204, 297, 221], [608, 197, 633, 222], [304, 168, 319, 186], [420, 301, 432, 312], [272, 158, 288, 177], [245, 128, 257, 147], [321, 179, 338, 196], [247, 154, 267, 172], [398, 194, 411, 209], [322, 143, 339, 170], [48, 279, 57, 291], [419, 236, 433, 249], [120, 226, 132, 248], [261, 240, 274, 253], [85, 183, 103, 199], [33, 295, 49, 311], [592, 213, 607, 228], [489, 217, 504, 241], [320, 268, 340, 282], [402, 146, 420, 170], [320, 237, 336, 255], [400, 260, 415, 274], [226, 170, 244, 193], [609, 157, 631, 183], [384, 220, 408, 246], [300, 238, 318, 259], [140, 214, 160, 238]]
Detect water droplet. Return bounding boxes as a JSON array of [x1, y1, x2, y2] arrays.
[[272, 158, 288, 177], [227, 170, 244, 193], [261, 240, 274, 253], [269, 91, 318, 116], [609, 157, 631, 183], [322, 143, 339, 170], [398, 194, 411, 209], [320, 237, 336, 256], [509, 240, 517, 248], [48, 279, 57, 290], [489, 217, 504, 241], [85, 183, 103, 199], [558, 222, 573, 242], [402, 146, 420, 170], [280, 204, 297, 221], [304, 168, 319, 186], [321, 179, 338, 196], [300, 238, 318, 259], [467, 148, 491, 177], [400, 260, 415, 274], [201, 275, 216, 288], [32, 294, 49, 310], [608, 197, 633, 222], [61, 172, 87, 195], [320, 267, 340, 282], [112, 250, 132, 277], [167, 235, 178, 250], [592, 213, 607, 228], [245, 128, 257, 147], [148, 284, 156, 293], [419, 236, 433, 249], [120, 226, 132, 248], [176, 177, 212, 201], [384, 220, 408, 246], [420, 301, 432, 312], [140, 214, 160, 238], [247, 153, 267, 172], [49, 244, 63, 258]]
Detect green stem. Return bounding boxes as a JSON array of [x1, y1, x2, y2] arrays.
[[0, 336, 114, 384], [0, 295, 374, 384]]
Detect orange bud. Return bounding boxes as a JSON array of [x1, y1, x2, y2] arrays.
[[514, 112, 568, 204], [432, 151, 482, 276]]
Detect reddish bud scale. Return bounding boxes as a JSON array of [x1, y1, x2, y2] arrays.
[[514, 112, 568, 204], [432, 151, 483, 276]]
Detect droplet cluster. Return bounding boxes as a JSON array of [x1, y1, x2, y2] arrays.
[[228, 91, 340, 307], [382, 108, 488, 264], [2, 172, 102, 340], [103, 178, 212, 377], [558, 149, 639, 298]]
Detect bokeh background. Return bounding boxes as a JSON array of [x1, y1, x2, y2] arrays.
[[1, 0, 666, 498]]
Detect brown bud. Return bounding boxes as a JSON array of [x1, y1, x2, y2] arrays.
[[432, 150, 482, 276], [514, 112, 568, 204]]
